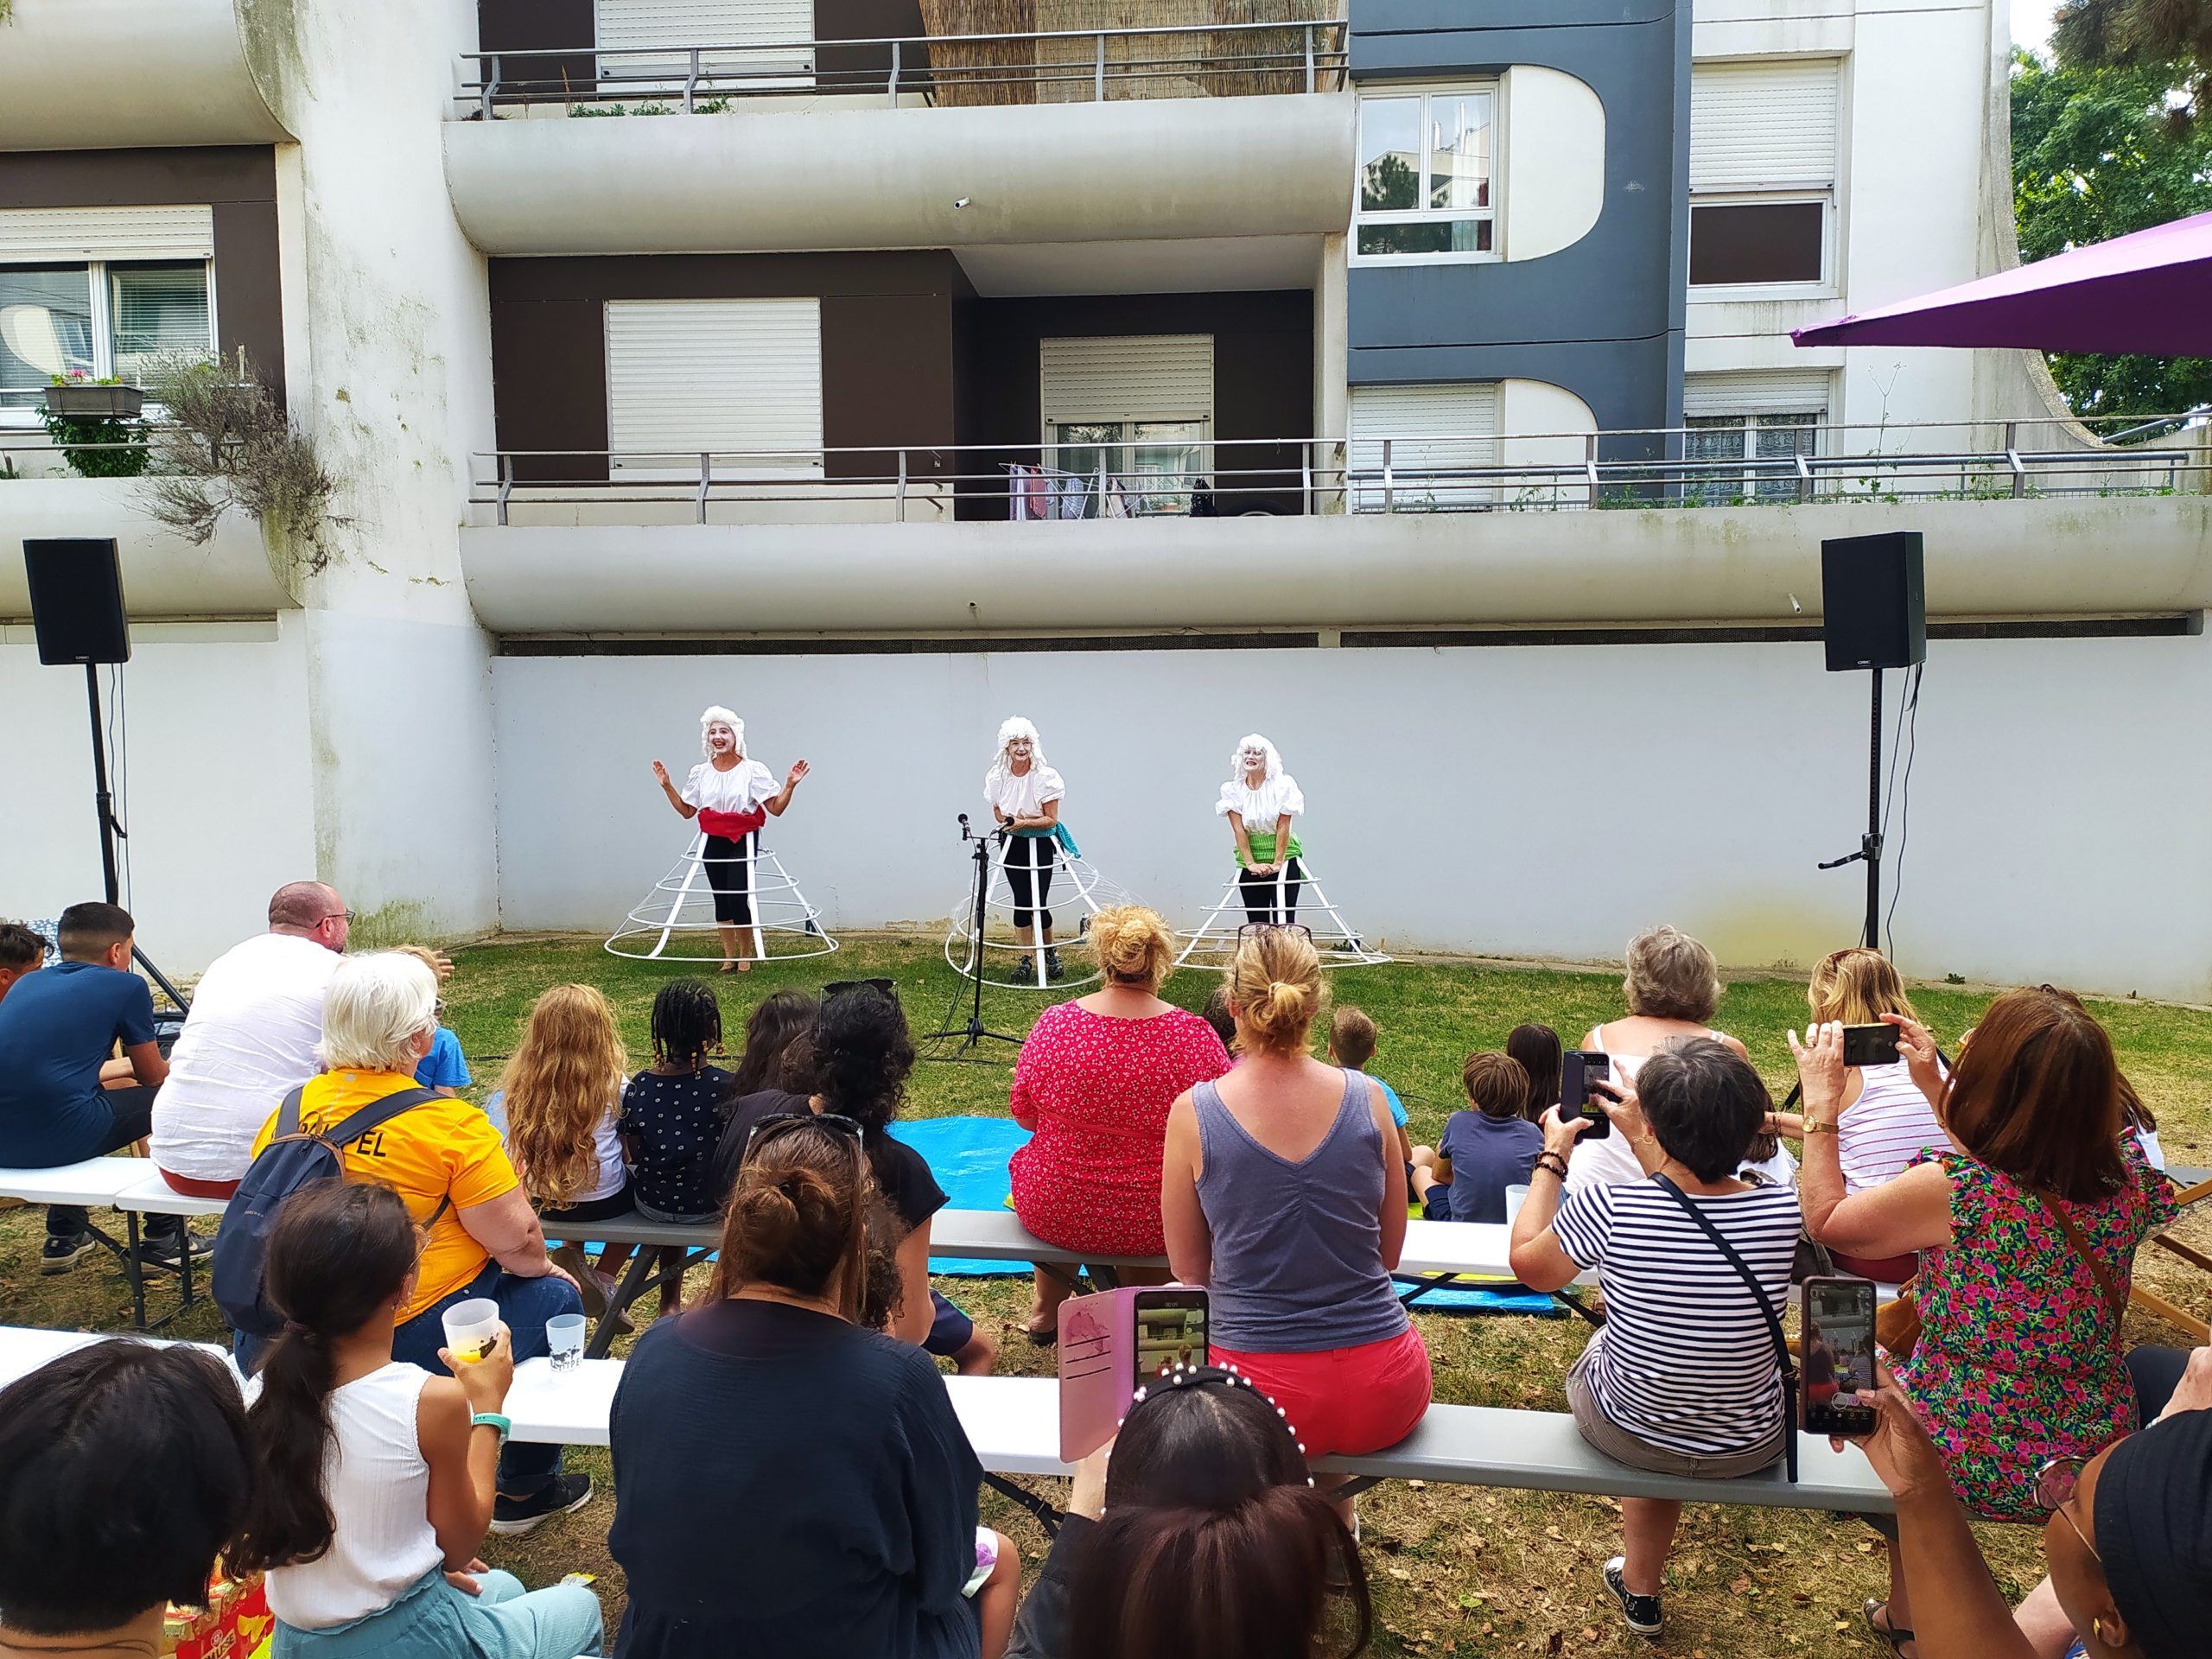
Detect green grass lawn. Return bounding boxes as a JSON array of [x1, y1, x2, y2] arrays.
[[5, 934, 2209, 1658]]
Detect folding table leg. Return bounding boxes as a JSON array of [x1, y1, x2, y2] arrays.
[[982, 1473, 1062, 1539], [588, 1249, 664, 1360]]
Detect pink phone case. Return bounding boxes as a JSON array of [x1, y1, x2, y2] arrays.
[[1056, 1286, 1209, 1462]]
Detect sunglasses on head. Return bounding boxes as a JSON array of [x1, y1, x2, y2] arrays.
[[742, 1109, 867, 1156], [2034, 1455, 2101, 1566], [824, 977, 897, 1001], [1235, 923, 1313, 943]]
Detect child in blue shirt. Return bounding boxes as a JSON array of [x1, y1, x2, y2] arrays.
[[1327, 1006, 1411, 1168], [1412, 1052, 1541, 1223], [398, 947, 471, 1096]]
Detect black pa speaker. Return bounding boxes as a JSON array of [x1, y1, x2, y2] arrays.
[[23, 538, 130, 665], [1821, 531, 1925, 672]]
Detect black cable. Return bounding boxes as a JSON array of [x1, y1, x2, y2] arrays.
[[1884, 661, 1923, 959]]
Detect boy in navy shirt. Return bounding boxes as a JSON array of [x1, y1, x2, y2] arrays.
[[1411, 1052, 1541, 1223], [0, 904, 193, 1271]]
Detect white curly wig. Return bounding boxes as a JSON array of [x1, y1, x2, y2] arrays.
[[994, 715, 1046, 771], [1230, 734, 1282, 784], [699, 706, 745, 758]]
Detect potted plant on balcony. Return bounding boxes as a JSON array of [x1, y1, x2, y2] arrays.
[[41, 372, 149, 479]]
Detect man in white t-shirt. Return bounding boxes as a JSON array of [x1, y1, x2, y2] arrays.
[[149, 882, 351, 1197]]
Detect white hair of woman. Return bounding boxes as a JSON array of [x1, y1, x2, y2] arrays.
[[317, 951, 439, 1073], [699, 706, 745, 758], [993, 715, 1046, 773], [1224, 734, 1283, 791]]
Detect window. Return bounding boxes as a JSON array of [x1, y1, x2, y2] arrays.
[[604, 297, 823, 475], [1039, 334, 1213, 515], [0, 261, 213, 410], [1348, 382, 1498, 508], [1685, 413, 1816, 502], [1354, 86, 1497, 262], [1688, 60, 1838, 289]]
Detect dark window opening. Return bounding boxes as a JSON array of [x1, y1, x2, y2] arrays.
[[1689, 200, 1825, 286]]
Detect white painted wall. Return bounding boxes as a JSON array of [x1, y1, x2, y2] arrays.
[[442, 94, 1356, 255], [1495, 379, 1598, 495], [492, 627, 2212, 1001], [1501, 67, 1606, 263], [1688, 2, 2006, 437], [0, 620, 316, 973]]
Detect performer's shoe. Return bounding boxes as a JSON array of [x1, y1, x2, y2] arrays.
[[1044, 949, 1066, 982], [1014, 955, 1035, 982]]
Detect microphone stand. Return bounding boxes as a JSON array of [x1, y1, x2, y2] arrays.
[[920, 814, 1026, 1064]]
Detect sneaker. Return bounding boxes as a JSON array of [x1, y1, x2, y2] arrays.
[[1603, 1558, 1663, 1639], [137, 1227, 212, 1266], [491, 1472, 594, 1535], [41, 1232, 99, 1275]]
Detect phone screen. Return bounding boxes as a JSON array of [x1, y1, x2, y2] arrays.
[[1131, 1290, 1209, 1385], [1801, 1277, 1878, 1436], [1560, 1052, 1612, 1137], [1841, 1024, 1902, 1068]]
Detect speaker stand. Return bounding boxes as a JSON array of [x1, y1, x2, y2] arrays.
[[82, 664, 190, 1013], [1817, 669, 1885, 952]]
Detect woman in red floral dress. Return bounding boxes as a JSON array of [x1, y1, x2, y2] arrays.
[[1009, 906, 1230, 1341]]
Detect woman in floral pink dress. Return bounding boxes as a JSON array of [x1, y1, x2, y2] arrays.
[[1792, 988, 2174, 1657], [1008, 906, 1230, 1342]]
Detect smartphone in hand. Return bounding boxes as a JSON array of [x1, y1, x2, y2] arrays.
[[1560, 1052, 1612, 1139], [1840, 1025, 1902, 1068], [1800, 1276, 1878, 1436]]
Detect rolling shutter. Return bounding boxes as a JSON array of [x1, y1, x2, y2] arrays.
[[605, 298, 823, 474], [1349, 381, 1498, 505], [0, 206, 215, 263], [1039, 334, 1213, 426], [596, 0, 812, 79], [1683, 369, 1833, 418], [1690, 60, 1840, 193]]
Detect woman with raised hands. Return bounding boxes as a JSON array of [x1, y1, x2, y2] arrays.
[[1790, 989, 2176, 1658]]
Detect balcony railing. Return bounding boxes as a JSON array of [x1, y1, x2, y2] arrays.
[[465, 420, 2209, 526], [456, 18, 1350, 118]]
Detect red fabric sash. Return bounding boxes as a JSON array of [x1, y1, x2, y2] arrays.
[[699, 805, 766, 840]]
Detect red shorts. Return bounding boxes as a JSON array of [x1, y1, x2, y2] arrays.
[[160, 1168, 239, 1200], [1208, 1325, 1432, 1458]]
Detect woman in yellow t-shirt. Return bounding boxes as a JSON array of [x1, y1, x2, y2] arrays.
[[245, 951, 594, 1536]]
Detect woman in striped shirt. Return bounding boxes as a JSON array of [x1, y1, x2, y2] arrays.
[[1510, 1039, 1802, 1641]]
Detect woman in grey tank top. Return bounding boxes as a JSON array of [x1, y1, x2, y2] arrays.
[[1161, 928, 1431, 1462]]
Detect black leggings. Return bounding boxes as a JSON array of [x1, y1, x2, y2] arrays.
[[1239, 856, 1305, 926], [1004, 833, 1057, 933], [702, 832, 755, 926]]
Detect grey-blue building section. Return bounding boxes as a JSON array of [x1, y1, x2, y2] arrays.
[[1347, 0, 1691, 463]]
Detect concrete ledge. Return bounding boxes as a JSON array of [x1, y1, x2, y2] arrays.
[[0, 0, 288, 151], [0, 478, 289, 620]]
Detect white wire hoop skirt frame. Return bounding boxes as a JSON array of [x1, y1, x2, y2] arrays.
[[605, 830, 838, 963], [942, 834, 1132, 991], [1173, 855, 1391, 969]]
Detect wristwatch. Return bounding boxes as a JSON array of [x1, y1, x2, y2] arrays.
[[1804, 1122, 1841, 1136], [470, 1412, 512, 1441]]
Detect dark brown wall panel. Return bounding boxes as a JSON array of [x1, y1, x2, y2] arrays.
[[817, 0, 928, 89], [0, 148, 284, 405], [487, 252, 963, 483], [475, 0, 596, 99]]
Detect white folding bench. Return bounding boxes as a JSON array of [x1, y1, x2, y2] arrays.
[[0, 1158, 217, 1328]]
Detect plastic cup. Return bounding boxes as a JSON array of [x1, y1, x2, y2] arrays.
[[441, 1298, 501, 1364], [547, 1313, 587, 1372], [1504, 1184, 1530, 1224]]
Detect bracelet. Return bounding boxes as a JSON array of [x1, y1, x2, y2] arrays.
[[470, 1412, 512, 1442], [1803, 1121, 1841, 1136], [1533, 1154, 1569, 1180]]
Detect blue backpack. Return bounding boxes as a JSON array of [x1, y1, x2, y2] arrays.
[[212, 1083, 448, 1338]]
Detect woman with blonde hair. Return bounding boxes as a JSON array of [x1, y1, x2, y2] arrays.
[[1009, 906, 1231, 1343], [1161, 927, 1429, 1459], [486, 983, 635, 1303], [1567, 925, 1792, 1194]]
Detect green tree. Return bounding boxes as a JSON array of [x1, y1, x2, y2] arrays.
[[2054, 0, 2212, 122], [2012, 48, 2212, 417]]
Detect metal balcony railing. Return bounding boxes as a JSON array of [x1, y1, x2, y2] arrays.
[[463, 419, 2209, 525], [455, 18, 1350, 118]]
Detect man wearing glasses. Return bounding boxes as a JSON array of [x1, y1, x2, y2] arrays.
[[149, 881, 360, 1202]]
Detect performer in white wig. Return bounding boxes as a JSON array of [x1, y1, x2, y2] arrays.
[[984, 715, 1070, 982], [652, 708, 809, 973], [1217, 733, 1305, 925]]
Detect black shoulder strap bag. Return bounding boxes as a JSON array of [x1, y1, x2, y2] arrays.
[[1653, 1174, 1799, 1483]]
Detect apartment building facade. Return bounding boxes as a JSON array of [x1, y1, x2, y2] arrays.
[[4, 0, 2209, 998]]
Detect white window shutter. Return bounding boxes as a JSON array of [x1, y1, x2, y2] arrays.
[[1349, 382, 1498, 506], [1683, 369, 1833, 419], [596, 0, 813, 79], [605, 298, 823, 474], [0, 206, 215, 262], [1689, 60, 1840, 193], [1039, 335, 1214, 427]]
